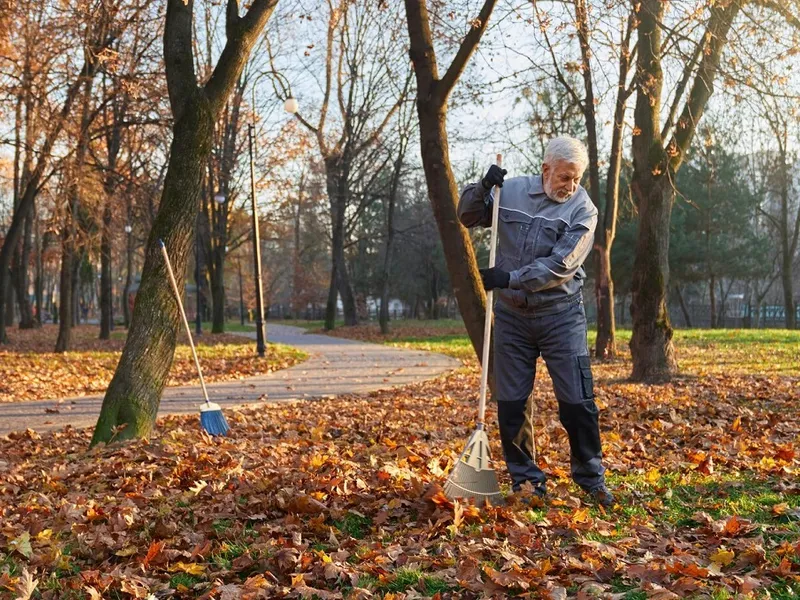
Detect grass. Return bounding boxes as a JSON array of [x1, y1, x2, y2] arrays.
[[334, 512, 372, 539], [321, 322, 800, 377]]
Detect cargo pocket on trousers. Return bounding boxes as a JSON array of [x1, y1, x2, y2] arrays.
[[577, 355, 594, 400]]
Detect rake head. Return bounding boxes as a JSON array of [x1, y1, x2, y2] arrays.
[[443, 428, 503, 506]]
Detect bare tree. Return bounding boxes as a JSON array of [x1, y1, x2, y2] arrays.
[[404, 0, 498, 360], [92, 0, 280, 445]]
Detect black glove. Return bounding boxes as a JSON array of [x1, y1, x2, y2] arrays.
[[481, 164, 507, 190], [479, 267, 510, 291]]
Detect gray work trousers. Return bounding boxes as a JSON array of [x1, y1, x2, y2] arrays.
[[493, 295, 606, 491]]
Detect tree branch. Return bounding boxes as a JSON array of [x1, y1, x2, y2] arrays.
[[667, 0, 742, 172], [438, 0, 498, 103], [164, 0, 198, 121], [205, 0, 279, 117]]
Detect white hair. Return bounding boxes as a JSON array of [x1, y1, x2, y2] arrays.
[[543, 136, 589, 172]]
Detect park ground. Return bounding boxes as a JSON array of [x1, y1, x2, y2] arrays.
[[1, 321, 799, 599], [0, 324, 306, 404]]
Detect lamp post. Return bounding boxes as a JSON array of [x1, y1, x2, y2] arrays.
[[249, 78, 298, 357], [123, 223, 132, 328]]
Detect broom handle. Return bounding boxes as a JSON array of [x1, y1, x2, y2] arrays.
[[477, 154, 502, 427], [158, 239, 211, 405]]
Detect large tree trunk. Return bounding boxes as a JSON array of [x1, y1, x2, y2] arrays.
[[629, 180, 678, 380], [629, 0, 738, 380], [92, 93, 214, 444], [405, 0, 498, 360], [92, 0, 279, 445], [416, 104, 486, 356]]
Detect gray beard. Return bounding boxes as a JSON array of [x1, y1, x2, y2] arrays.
[[543, 182, 573, 203]]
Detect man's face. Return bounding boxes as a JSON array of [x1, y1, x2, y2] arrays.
[[542, 160, 584, 202]]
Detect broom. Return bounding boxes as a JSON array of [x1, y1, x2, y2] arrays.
[[158, 239, 229, 436], [443, 154, 504, 506]]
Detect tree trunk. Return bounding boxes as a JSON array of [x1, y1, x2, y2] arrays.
[[13, 203, 35, 328], [629, 0, 737, 380], [34, 215, 44, 327], [55, 226, 75, 352], [629, 181, 678, 380], [92, 92, 215, 445], [210, 256, 226, 333], [324, 157, 357, 329], [415, 103, 487, 357], [100, 202, 113, 339], [594, 14, 633, 359], [709, 274, 717, 329], [781, 256, 795, 329], [675, 284, 692, 328], [404, 0, 497, 361]]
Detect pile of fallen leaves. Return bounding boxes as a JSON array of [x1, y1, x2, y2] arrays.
[[0, 325, 306, 403], [1, 352, 799, 599]]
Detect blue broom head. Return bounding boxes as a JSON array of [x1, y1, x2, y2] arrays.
[[200, 402, 229, 436]]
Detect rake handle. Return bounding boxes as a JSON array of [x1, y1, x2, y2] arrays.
[[477, 153, 502, 426], [158, 239, 211, 405]]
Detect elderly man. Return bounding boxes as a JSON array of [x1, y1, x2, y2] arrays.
[[457, 136, 613, 507]]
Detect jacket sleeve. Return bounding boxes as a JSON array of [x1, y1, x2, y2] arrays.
[[508, 202, 597, 293], [457, 182, 493, 228]]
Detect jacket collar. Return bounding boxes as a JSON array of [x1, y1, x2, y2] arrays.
[[528, 175, 544, 196]]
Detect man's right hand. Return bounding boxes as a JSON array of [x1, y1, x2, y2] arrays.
[[482, 164, 507, 190]]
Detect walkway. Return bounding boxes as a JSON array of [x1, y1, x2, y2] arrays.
[[0, 324, 461, 436]]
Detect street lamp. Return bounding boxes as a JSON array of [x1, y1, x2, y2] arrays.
[[249, 82, 299, 358]]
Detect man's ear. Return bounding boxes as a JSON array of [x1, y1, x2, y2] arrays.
[[542, 163, 550, 179]]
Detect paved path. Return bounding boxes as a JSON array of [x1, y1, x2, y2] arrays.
[[0, 324, 461, 436]]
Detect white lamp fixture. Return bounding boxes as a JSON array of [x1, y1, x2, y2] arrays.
[[214, 192, 226, 204], [124, 224, 132, 234], [284, 97, 299, 114]]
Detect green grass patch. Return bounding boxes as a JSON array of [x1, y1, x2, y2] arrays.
[[372, 326, 800, 375], [334, 512, 372, 539], [169, 573, 202, 588], [384, 567, 423, 592]]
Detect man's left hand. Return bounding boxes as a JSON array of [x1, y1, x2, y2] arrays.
[[479, 267, 510, 291]]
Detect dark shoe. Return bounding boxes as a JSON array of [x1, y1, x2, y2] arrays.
[[585, 484, 615, 507]]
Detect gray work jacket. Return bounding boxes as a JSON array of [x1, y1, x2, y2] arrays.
[[458, 175, 597, 314]]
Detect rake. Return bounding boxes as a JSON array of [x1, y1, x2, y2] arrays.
[[443, 154, 504, 506], [159, 239, 229, 436]]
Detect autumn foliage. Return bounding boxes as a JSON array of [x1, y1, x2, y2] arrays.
[[1, 328, 799, 598]]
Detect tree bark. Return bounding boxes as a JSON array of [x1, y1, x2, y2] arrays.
[[404, 0, 498, 360], [92, 93, 215, 444], [593, 11, 633, 359], [324, 156, 357, 329], [629, 0, 738, 380], [675, 284, 692, 328], [100, 202, 113, 339], [56, 76, 94, 352], [92, 0, 279, 445]]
